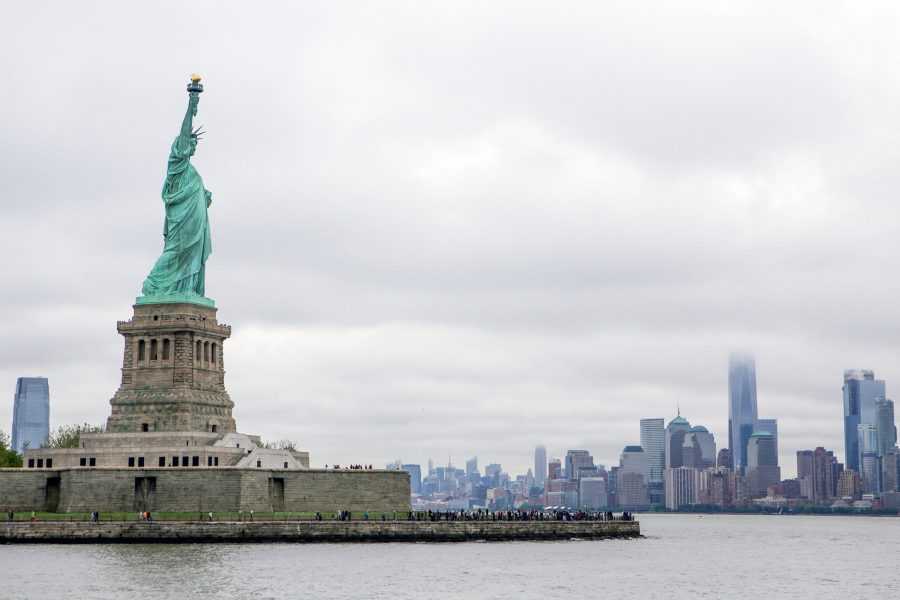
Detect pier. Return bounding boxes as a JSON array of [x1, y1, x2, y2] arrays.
[[1, 519, 640, 543]]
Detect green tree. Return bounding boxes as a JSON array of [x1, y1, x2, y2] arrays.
[[44, 423, 103, 449], [0, 430, 23, 468]]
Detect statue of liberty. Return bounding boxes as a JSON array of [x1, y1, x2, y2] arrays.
[[138, 75, 214, 307]]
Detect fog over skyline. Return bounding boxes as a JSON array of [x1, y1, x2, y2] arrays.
[[4, 2, 900, 477]]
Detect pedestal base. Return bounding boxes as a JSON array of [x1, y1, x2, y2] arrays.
[[136, 293, 215, 308]]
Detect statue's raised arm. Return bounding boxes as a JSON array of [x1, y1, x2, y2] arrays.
[[138, 74, 214, 308]]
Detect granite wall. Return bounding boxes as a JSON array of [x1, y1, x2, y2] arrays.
[[0, 468, 410, 513]]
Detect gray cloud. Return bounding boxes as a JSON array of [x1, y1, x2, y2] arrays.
[[3, 2, 900, 476]]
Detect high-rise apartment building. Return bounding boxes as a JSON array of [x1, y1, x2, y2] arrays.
[[11, 377, 50, 454], [842, 369, 885, 472], [534, 445, 547, 485], [729, 353, 758, 472], [665, 466, 699, 510]]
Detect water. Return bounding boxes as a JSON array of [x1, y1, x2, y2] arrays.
[[2, 513, 897, 599]]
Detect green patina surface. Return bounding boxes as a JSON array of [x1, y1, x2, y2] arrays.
[[140, 81, 214, 308]]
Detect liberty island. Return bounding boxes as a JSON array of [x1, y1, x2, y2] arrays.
[[0, 77, 638, 542], [0, 76, 409, 520]]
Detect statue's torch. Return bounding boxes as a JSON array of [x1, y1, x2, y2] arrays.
[[187, 74, 204, 94]]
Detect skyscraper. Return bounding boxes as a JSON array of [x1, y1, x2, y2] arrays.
[[534, 445, 547, 485], [403, 464, 422, 495], [874, 398, 897, 458], [11, 377, 50, 454], [842, 369, 885, 471], [665, 414, 691, 468], [747, 432, 780, 497], [640, 418, 666, 506], [682, 426, 716, 469], [465, 457, 479, 477], [756, 418, 778, 459], [640, 418, 665, 484], [729, 353, 758, 472], [665, 466, 699, 510]]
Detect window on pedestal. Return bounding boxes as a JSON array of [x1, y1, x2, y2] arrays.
[[204, 341, 210, 363], [150, 339, 158, 361], [211, 343, 217, 364], [138, 339, 146, 362], [138, 457, 145, 468], [89, 457, 96, 467], [128, 457, 135, 467], [159, 456, 165, 467], [192, 456, 199, 467], [141, 423, 149, 432], [196, 340, 202, 362], [162, 338, 170, 360], [211, 424, 217, 433], [80, 457, 87, 467]]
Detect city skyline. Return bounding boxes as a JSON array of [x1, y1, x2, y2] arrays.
[[5, 4, 900, 479]]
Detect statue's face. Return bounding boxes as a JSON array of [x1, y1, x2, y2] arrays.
[[189, 138, 198, 155]]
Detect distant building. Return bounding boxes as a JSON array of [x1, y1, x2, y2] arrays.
[[857, 424, 880, 493], [618, 445, 649, 509], [717, 448, 732, 470], [756, 418, 778, 459], [682, 426, 716, 469], [698, 468, 731, 507], [640, 418, 665, 506], [882, 447, 899, 493], [875, 398, 897, 458], [403, 464, 422, 494], [534, 445, 547, 485], [548, 458, 562, 481], [565, 450, 594, 480], [545, 478, 578, 508], [842, 369, 885, 472], [837, 469, 862, 500], [729, 353, 758, 472], [485, 463, 502, 478], [665, 414, 691, 469], [578, 477, 608, 509], [465, 457, 479, 477], [747, 432, 780, 497], [665, 467, 699, 510], [796, 447, 840, 503], [11, 377, 50, 454]]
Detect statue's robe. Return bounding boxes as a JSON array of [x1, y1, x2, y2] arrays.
[[141, 134, 212, 298]]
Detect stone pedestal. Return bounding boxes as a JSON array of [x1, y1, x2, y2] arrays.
[[107, 302, 236, 433]]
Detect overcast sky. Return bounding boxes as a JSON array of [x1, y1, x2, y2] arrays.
[[3, 2, 900, 477]]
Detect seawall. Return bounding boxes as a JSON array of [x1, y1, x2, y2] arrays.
[[0, 520, 640, 544]]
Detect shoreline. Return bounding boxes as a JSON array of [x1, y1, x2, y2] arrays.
[[0, 520, 640, 544]]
